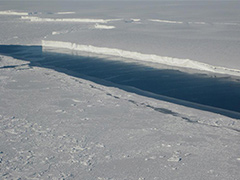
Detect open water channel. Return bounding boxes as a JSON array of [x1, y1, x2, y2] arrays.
[[1, 45, 240, 119]]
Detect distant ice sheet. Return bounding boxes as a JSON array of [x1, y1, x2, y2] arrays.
[[1, 1, 240, 75], [149, 19, 240, 26]]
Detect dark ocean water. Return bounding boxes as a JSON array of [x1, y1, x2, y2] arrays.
[[1, 45, 240, 119]]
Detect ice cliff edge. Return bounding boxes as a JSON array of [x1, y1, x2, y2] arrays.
[[42, 40, 240, 77]]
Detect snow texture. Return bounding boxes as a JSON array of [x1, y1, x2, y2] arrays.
[[0, 55, 240, 179]]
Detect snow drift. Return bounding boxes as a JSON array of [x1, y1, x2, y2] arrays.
[[149, 19, 183, 24], [94, 24, 115, 29], [0, 10, 28, 16], [42, 40, 240, 77]]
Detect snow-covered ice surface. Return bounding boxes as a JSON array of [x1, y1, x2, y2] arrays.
[[0, 1, 240, 179], [1, 54, 240, 180], [0, 1, 240, 75]]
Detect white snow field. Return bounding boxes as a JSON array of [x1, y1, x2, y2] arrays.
[[0, 0, 240, 179], [1, 54, 240, 180]]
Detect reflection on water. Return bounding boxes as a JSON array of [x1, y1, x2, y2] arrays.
[[0, 45, 240, 119]]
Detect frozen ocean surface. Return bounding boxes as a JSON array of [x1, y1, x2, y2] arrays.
[[1, 1, 240, 180]]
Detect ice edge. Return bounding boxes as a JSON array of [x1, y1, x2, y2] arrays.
[[42, 40, 240, 77]]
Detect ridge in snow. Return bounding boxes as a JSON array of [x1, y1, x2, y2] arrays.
[[94, 24, 115, 30], [0, 10, 29, 16], [56, 12, 76, 15], [21, 16, 122, 23], [149, 19, 183, 24]]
